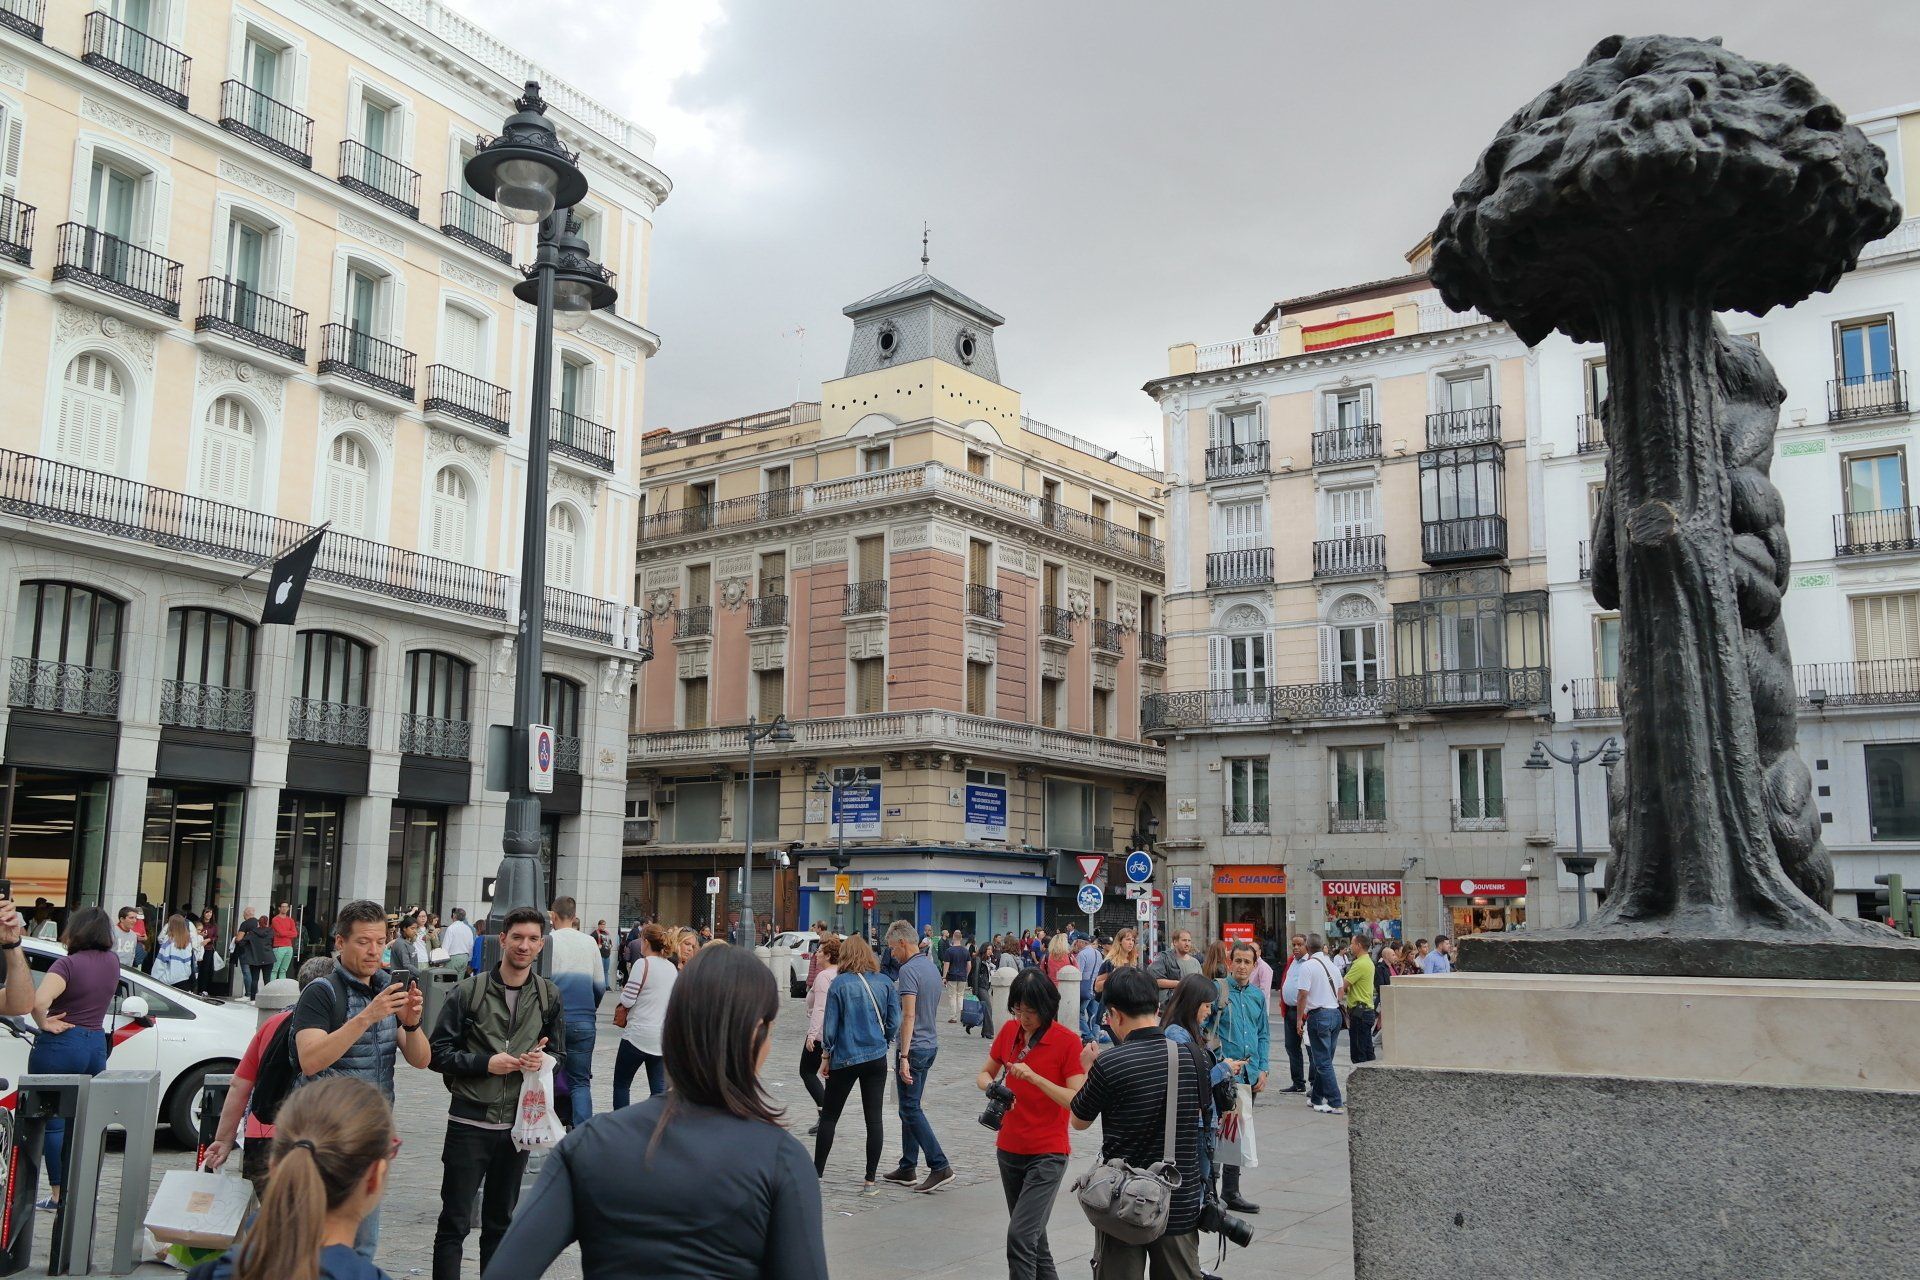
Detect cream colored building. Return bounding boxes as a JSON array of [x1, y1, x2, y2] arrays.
[[0, 0, 661, 954], [627, 271, 1166, 938]]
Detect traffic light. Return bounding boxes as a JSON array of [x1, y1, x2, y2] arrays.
[[1870, 874, 1910, 934]]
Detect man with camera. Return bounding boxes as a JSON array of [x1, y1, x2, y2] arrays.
[[976, 969, 1085, 1280]]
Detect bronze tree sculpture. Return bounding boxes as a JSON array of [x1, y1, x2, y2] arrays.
[[1431, 34, 1920, 977]]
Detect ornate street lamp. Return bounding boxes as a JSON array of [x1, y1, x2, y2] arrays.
[[1525, 736, 1621, 924], [462, 82, 588, 225], [739, 714, 796, 947]]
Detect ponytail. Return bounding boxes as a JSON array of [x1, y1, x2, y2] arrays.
[[231, 1078, 394, 1280]]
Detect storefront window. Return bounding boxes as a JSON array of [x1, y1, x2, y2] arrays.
[[388, 805, 446, 915], [1442, 878, 1529, 935], [274, 794, 342, 957], [139, 785, 244, 934], [0, 769, 111, 925], [1867, 744, 1920, 840], [1322, 878, 1403, 945]]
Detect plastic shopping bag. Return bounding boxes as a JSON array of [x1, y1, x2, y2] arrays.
[[1212, 1083, 1259, 1169], [510, 1059, 566, 1153], [143, 1169, 252, 1249]]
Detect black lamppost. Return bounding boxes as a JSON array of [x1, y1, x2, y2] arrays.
[[1524, 736, 1621, 925], [813, 771, 871, 936], [738, 715, 795, 946], [465, 83, 616, 951]]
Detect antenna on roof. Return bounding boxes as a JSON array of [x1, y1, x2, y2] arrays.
[[921, 221, 930, 272]]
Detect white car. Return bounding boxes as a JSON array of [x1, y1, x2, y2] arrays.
[[0, 938, 259, 1148]]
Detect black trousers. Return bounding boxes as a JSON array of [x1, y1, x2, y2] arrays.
[[800, 1041, 827, 1109], [999, 1150, 1068, 1280], [813, 1056, 888, 1181], [1282, 1015, 1306, 1088], [1348, 1007, 1378, 1064], [433, 1120, 528, 1280]]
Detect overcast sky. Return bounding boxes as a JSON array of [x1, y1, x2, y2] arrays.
[[444, 1, 1920, 461]]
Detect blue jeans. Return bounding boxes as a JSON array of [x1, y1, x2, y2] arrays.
[[612, 1040, 665, 1109], [563, 1016, 596, 1127], [1307, 1008, 1344, 1108], [28, 1026, 107, 1189], [892, 1045, 948, 1173]]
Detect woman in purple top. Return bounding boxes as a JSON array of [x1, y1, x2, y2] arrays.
[[30, 906, 119, 1211]]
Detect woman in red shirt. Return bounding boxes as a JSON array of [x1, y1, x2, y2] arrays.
[[975, 968, 1085, 1280]]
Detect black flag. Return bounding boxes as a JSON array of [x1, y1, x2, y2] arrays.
[[260, 528, 326, 625]]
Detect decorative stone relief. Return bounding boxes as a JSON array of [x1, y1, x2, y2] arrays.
[[598, 657, 633, 702], [930, 522, 966, 555], [0, 59, 25, 89], [1116, 602, 1140, 631], [80, 97, 172, 153], [791, 541, 815, 569], [1218, 602, 1268, 630], [1065, 587, 1092, 619], [321, 391, 394, 444], [719, 575, 751, 609], [749, 634, 786, 672], [812, 535, 849, 563], [647, 586, 677, 615], [439, 258, 500, 298], [1117, 581, 1144, 610], [492, 637, 515, 681], [1325, 589, 1382, 620], [1142, 671, 1163, 698], [847, 618, 887, 660], [715, 552, 755, 579], [426, 427, 483, 459], [1093, 662, 1118, 692], [1041, 648, 1069, 681], [890, 522, 932, 552], [217, 158, 296, 208], [580, 323, 640, 363], [966, 632, 995, 665], [338, 211, 406, 256], [676, 646, 710, 679], [641, 566, 680, 591], [196, 353, 285, 411], [994, 542, 1028, 572], [55, 304, 156, 369], [548, 468, 598, 503], [1066, 565, 1094, 592]]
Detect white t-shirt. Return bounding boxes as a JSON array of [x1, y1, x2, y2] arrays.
[[1295, 952, 1342, 1012], [618, 955, 677, 1054]]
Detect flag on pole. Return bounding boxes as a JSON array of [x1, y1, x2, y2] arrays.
[[260, 528, 327, 625]]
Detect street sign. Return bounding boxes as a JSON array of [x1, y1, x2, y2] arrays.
[[705, 876, 721, 896], [1076, 854, 1106, 884], [1136, 897, 1152, 922], [834, 874, 851, 905], [1150, 888, 1165, 907], [1171, 878, 1193, 911], [1124, 850, 1154, 884], [1124, 883, 1151, 901], [1076, 883, 1105, 915], [529, 723, 555, 794], [860, 887, 877, 909]]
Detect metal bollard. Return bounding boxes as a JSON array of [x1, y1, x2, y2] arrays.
[[50, 1070, 160, 1276], [0, 1074, 86, 1277]]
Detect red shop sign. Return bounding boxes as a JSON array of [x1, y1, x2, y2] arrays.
[[1222, 923, 1257, 944], [1440, 878, 1528, 897], [1321, 879, 1402, 897]]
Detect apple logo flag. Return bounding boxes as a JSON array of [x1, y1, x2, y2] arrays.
[[260, 528, 327, 626]]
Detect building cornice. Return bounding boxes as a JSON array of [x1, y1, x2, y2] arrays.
[[1143, 321, 1514, 402]]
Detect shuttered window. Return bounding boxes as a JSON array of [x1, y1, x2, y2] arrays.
[[199, 395, 255, 506], [853, 656, 884, 714], [429, 467, 470, 558], [758, 552, 786, 597], [1853, 592, 1920, 662], [757, 668, 784, 721], [1041, 676, 1062, 728], [687, 564, 711, 607], [56, 353, 125, 470], [968, 539, 990, 586], [1093, 687, 1112, 737], [682, 677, 708, 729], [966, 661, 989, 716], [323, 434, 371, 535], [1216, 500, 1264, 552], [0, 106, 22, 199], [857, 535, 884, 583], [545, 504, 578, 587], [442, 305, 486, 376]]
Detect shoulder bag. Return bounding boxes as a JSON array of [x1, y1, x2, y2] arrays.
[[1072, 1040, 1184, 1245], [613, 955, 649, 1029]]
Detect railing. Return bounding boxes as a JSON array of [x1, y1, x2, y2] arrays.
[[338, 139, 421, 219], [1314, 534, 1385, 578], [1194, 332, 1281, 372], [82, 10, 190, 109], [748, 594, 788, 628], [159, 680, 255, 733], [1796, 659, 1920, 709], [1578, 540, 1592, 580], [966, 583, 1004, 622], [1224, 804, 1270, 835], [399, 712, 471, 759], [424, 365, 510, 434], [1575, 414, 1607, 453], [1091, 826, 1115, 851], [673, 605, 712, 639], [0, 0, 43, 41], [1206, 547, 1274, 588], [1829, 371, 1908, 423], [640, 489, 794, 540], [555, 733, 582, 772], [218, 80, 313, 166], [545, 585, 647, 648], [288, 696, 370, 747], [1140, 632, 1167, 664], [1412, 289, 1491, 333], [1205, 441, 1269, 480], [318, 323, 416, 401], [1038, 500, 1165, 564], [1329, 801, 1388, 833], [1094, 618, 1125, 653], [643, 402, 823, 454], [1423, 514, 1507, 563], [550, 408, 615, 472], [1834, 507, 1920, 556], [1403, 666, 1549, 710], [1860, 217, 1920, 266], [0, 195, 33, 267], [1141, 669, 1550, 731], [54, 224, 181, 318], [1570, 677, 1619, 720], [844, 581, 888, 615], [623, 817, 651, 844], [1451, 799, 1506, 832], [1426, 406, 1501, 447], [439, 191, 512, 264], [9, 657, 120, 717], [1312, 423, 1381, 466], [196, 277, 307, 363], [1041, 605, 1075, 641]]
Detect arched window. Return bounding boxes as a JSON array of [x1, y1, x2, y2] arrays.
[[324, 434, 372, 536], [162, 607, 256, 732], [541, 673, 583, 772], [428, 466, 470, 559], [1321, 592, 1386, 689], [545, 503, 578, 587], [54, 352, 125, 469], [402, 649, 472, 759], [10, 580, 124, 716], [200, 395, 256, 506]]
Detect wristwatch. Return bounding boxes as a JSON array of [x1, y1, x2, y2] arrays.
[[401, 1022, 421, 1033]]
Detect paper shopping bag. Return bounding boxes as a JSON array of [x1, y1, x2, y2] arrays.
[[143, 1169, 252, 1248]]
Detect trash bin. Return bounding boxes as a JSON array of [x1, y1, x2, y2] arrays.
[[422, 967, 463, 1036]]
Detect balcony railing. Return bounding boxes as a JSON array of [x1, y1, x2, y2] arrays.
[[844, 581, 888, 616], [1041, 605, 1075, 641], [288, 696, 370, 747], [1829, 371, 1908, 423], [1205, 441, 1268, 480], [9, 657, 120, 717], [673, 605, 712, 639], [1575, 414, 1607, 453], [1451, 799, 1506, 832], [1206, 548, 1274, 588], [338, 139, 421, 219], [1224, 804, 1270, 835], [0, 195, 33, 267], [1140, 632, 1167, 665], [748, 594, 788, 628], [1312, 423, 1381, 466], [1091, 826, 1115, 851], [196, 277, 306, 363], [1570, 676, 1619, 720], [1314, 534, 1385, 578], [1426, 406, 1501, 447], [82, 10, 190, 109], [1141, 668, 1550, 732], [555, 733, 582, 773], [966, 583, 1004, 622], [218, 80, 314, 166], [623, 817, 651, 844], [1404, 667, 1550, 710], [54, 224, 181, 318], [1422, 514, 1508, 563], [159, 679, 255, 733], [424, 365, 510, 435], [1094, 618, 1125, 653], [1039, 500, 1164, 564], [1578, 540, 1592, 580], [439, 191, 512, 264], [0, 0, 43, 41], [1798, 659, 1920, 708], [318, 324, 416, 401], [1329, 801, 1388, 833], [399, 712, 471, 759], [1834, 507, 1920, 557], [550, 408, 615, 472]]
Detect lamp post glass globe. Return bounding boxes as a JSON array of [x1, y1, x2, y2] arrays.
[[492, 157, 563, 224]]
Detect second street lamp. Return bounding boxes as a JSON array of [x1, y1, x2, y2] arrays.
[[739, 714, 795, 947], [1525, 736, 1621, 924]]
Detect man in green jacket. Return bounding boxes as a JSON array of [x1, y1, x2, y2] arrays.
[[429, 905, 566, 1280]]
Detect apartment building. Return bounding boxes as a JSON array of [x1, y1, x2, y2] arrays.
[[627, 271, 1166, 937], [1543, 104, 1920, 922], [0, 0, 662, 953]]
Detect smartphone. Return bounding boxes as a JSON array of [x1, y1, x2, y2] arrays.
[[389, 968, 414, 991], [0, 879, 12, 902]]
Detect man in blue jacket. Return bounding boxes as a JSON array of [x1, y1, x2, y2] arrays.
[[1207, 939, 1270, 1215]]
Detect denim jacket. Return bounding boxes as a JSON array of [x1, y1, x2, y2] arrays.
[[1204, 976, 1271, 1082], [820, 970, 899, 1069]]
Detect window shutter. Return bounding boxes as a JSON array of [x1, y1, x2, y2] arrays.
[[758, 669, 784, 721], [1358, 386, 1374, 423], [858, 536, 884, 582], [855, 658, 884, 714], [1373, 621, 1390, 677], [326, 435, 370, 535], [1208, 635, 1227, 690], [545, 505, 577, 587], [0, 112, 21, 199], [966, 662, 988, 716], [430, 467, 469, 558], [684, 677, 708, 729], [200, 396, 255, 506], [1260, 630, 1274, 687], [58, 354, 123, 469], [387, 271, 408, 344], [1318, 625, 1335, 684], [1854, 593, 1920, 663]]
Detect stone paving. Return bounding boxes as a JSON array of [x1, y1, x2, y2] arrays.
[[25, 983, 1358, 1278]]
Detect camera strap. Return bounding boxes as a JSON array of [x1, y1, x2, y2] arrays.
[[998, 1026, 1041, 1081]]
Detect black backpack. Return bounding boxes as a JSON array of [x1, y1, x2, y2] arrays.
[[247, 1015, 300, 1126]]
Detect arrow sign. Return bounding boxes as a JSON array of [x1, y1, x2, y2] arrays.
[[1076, 883, 1105, 915], [1124, 884, 1151, 901], [1077, 854, 1106, 884], [1125, 850, 1154, 884]]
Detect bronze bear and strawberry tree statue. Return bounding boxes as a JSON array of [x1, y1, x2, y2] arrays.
[[1431, 33, 1920, 978]]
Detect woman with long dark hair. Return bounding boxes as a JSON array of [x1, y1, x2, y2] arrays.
[[1162, 972, 1235, 1199], [197, 907, 222, 996], [811, 934, 898, 1193], [29, 908, 121, 1212], [482, 945, 827, 1278]]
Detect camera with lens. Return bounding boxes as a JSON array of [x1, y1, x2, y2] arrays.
[[978, 1078, 1017, 1131], [1198, 1197, 1254, 1249]]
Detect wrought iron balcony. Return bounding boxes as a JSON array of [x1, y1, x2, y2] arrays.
[[424, 365, 510, 435], [218, 80, 314, 167], [1206, 548, 1274, 588], [1041, 605, 1075, 642], [966, 583, 1004, 622], [1578, 540, 1592, 580], [9, 657, 119, 717], [673, 605, 712, 639], [1141, 668, 1550, 732], [555, 733, 582, 773], [1312, 423, 1381, 466], [550, 408, 615, 472], [0, 0, 44, 41], [82, 10, 190, 110], [0, 195, 33, 268], [1422, 514, 1507, 563], [1576, 413, 1607, 453], [439, 191, 512, 264], [288, 696, 369, 746], [160, 680, 254, 733], [1570, 676, 1619, 720], [1401, 666, 1549, 710], [748, 594, 788, 628], [399, 712, 471, 759], [1314, 534, 1385, 578], [1094, 618, 1124, 653], [318, 324, 416, 402], [1796, 659, 1920, 709], [1224, 804, 1270, 835], [1329, 801, 1388, 833], [1039, 500, 1165, 565], [54, 224, 181, 318], [1139, 632, 1167, 665], [1091, 826, 1115, 851], [196, 277, 306, 363], [1451, 799, 1506, 832], [1426, 405, 1501, 447], [844, 580, 888, 616], [338, 139, 421, 219], [1829, 371, 1908, 423], [1205, 441, 1268, 480], [1835, 506, 1920, 556]]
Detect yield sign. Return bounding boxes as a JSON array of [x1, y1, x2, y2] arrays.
[[1077, 855, 1106, 884]]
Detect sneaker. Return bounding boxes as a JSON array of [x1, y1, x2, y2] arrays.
[[1311, 1101, 1334, 1113], [861, 1181, 881, 1196], [1319, 1102, 1346, 1115], [806, 1123, 818, 1137], [914, 1167, 956, 1194], [1282, 1084, 1307, 1093], [881, 1166, 918, 1185], [34, 1197, 57, 1213]]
